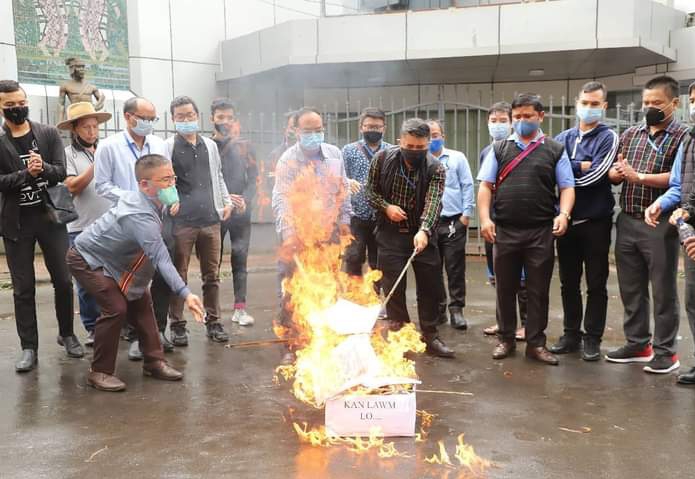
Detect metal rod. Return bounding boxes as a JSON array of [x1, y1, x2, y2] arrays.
[[382, 249, 417, 307]]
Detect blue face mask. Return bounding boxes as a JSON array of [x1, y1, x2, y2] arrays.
[[299, 132, 324, 151], [132, 118, 154, 137], [576, 107, 603, 124], [488, 122, 510, 141], [429, 138, 444, 154], [156, 185, 179, 206], [174, 121, 199, 134], [513, 120, 540, 138]]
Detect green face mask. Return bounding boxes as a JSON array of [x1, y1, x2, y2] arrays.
[[156, 185, 179, 206]]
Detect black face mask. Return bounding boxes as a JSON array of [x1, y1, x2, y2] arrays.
[[3, 106, 29, 125], [75, 135, 96, 149], [644, 106, 669, 127], [401, 148, 427, 168], [214, 123, 228, 136], [363, 131, 383, 144]]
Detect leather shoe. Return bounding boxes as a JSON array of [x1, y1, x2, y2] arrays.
[[160, 332, 175, 352], [87, 370, 126, 392], [58, 335, 84, 358], [128, 340, 143, 361], [549, 335, 581, 354], [143, 361, 183, 381], [425, 337, 455, 358], [450, 309, 468, 330], [15, 349, 37, 372], [526, 346, 559, 365], [492, 341, 515, 360], [677, 366, 695, 385]]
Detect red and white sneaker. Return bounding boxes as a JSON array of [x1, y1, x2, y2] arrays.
[[643, 354, 681, 374], [605, 343, 654, 363]]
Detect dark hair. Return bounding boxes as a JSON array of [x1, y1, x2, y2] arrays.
[[359, 107, 386, 127], [400, 118, 430, 138], [488, 101, 512, 121], [689, 81, 695, 96], [511, 93, 544, 112], [579, 81, 607, 100], [426, 119, 445, 135], [210, 98, 236, 116], [170, 95, 199, 117], [64, 57, 83, 66], [644, 75, 679, 100], [285, 110, 299, 126], [135, 154, 170, 181], [123, 96, 152, 115], [0, 80, 25, 97], [296, 107, 321, 124]]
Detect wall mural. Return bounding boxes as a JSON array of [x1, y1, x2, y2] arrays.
[[12, 0, 129, 90]]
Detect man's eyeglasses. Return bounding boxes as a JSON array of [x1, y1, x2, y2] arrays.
[[132, 113, 160, 123], [152, 175, 177, 185], [173, 112, 198, 122], [298, 128, 324, 135]]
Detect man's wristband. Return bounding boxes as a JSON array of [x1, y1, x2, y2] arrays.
[[559, 210, 571, 221]]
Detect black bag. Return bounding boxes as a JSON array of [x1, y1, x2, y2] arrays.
[[42, 182, 78, 225]]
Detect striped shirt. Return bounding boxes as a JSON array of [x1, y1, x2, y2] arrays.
[[366, 152, 445, 232], [618, 121, 690, 215]]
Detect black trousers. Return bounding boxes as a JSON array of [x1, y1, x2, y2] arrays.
[[494, 224, 554, 348], [486, 239, 527, 325], [3, 208, 74, 351], [344, 216, 378, 277], [436, 216, 467, 316], [556, 216, 612, 340], [220, 213, 252, 305], [376, 225, 442, 338]]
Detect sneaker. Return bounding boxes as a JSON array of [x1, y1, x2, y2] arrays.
[[170, 325, 189, 347], [232, 309, 255, 326], [581, 336, 601, 362], [160, 332, 175, 353], [84, 331, 95, 348], [605, 343, 654, 363], [206, 321, 229, 342], [643, 354, 680, 374]]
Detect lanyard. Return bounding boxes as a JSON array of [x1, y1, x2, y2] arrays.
[[124, 132, 150, 161], [646, 132, 669, 155], [399, 162, 417, 190]]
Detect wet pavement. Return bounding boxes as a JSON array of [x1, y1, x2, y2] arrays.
[[0, 253, 693, 479]]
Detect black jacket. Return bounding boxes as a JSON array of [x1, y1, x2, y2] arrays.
[[0, 121, 67, 240]]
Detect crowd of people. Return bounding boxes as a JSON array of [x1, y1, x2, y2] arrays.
[[1, 73, 695, 391]]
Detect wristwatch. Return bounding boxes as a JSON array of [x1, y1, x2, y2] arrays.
[[560, 210, 572, 221], [420, 227, 432, 237], [638, 173, 646, 183]]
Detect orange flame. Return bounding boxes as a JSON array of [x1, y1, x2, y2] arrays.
[[425, 435, 492, 477], [275, 163, 425, 409], [293, 422, 410, 458]]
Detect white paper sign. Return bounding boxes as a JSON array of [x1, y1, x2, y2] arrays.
[[325, 392, 417, 437]]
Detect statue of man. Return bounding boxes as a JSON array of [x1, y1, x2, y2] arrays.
[[58, 57, 105, 122]]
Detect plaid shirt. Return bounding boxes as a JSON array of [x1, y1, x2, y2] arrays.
[[366, 153, 445, 231], [618, 120, 690, 214], [343, 140, 392, 221]]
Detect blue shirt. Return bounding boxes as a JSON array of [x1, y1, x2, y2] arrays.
[[655, 143, 684, 211], [342, 140, 392, 221], [477, 130, 575, 189], [94, 130, 168, 204], [432, 147, 475, 218]]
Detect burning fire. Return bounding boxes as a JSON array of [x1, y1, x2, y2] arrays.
[[274, 163, 424, 408], [293, 422, 411, 458], [425, 434, 492, 477]]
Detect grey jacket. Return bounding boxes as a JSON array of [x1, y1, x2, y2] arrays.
[[164, 135, 232, 218], [75, 190, 191, 301]]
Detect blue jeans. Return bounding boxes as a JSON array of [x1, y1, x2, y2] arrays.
[[68, 232, 100, 332]]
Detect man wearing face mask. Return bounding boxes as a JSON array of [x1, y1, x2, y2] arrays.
[[606, 75, 690, 374], [0, 79, 84, 372], [342, 108, 392, 286], [165, 96, 233, 344], [57, 102, 113, 348], [269, 111, 299, 180], [478, 93, 575, 366], [426, 119, 473, 331], [67, 154, 205, 391], [665, 81, 695, 385], [480, 102, 529, 341], [211, 98, 259, 327], [94, 96, 172, 359], [550, 82, 618, 361], [272, 107, 352, 365], [366, 118, 453, 358]]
